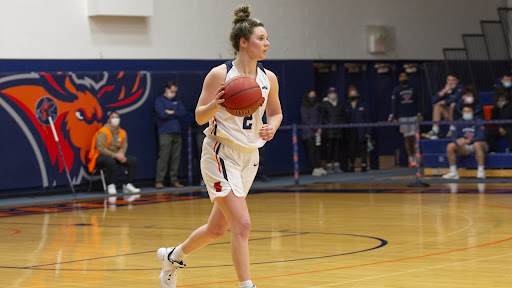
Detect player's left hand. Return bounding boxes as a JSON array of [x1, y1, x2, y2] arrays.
[[259, 124, 275, 141]]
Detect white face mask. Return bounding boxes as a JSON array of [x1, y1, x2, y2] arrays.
[[167, 93, 176, 99], [462, 113, 473, 121], [328, 93, 337, 101], [110, 118, 120, 127]]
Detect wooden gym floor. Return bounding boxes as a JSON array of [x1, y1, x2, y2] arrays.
[[1, 181, 512, 287]]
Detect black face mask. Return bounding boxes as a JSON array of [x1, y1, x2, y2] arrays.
[[349, 96, 359, 102], [400, 79, 409, 86]]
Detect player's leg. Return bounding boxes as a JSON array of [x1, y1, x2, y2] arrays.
[[443, 142, 464, 179], [215, 191, 252, 283], [179, 203, 230, 255]]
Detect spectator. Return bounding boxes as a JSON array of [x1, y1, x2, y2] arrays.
[[453, 87, 483, 120], [345, 86, 370, 172], [88, 111, 140, 195], [422, 74, 464, 139], [442, 105, 487, 179], [154, 81, 186, 188], [486, 93, 512, 153], [391, 72, 422, 167], [300, 90, 325, 176], [319, 87, 346, 174], [493, 73, 512, 105]]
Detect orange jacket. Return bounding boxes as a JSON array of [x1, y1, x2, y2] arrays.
[[87, 126, 126, 172]]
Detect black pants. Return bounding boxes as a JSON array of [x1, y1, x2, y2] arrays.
[[303, 137, 321, 169], [486, 126, 512, 152], [95, 154, 138, 185], [324, 137, 342, 163], [347, 135, 368, 168]]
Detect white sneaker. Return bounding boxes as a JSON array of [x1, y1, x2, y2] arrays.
[[157, 247, 186, 288], [107, 184, 117, 195], [312, 168, 321, 176], [333, 162, 343, 173], [477, 170, 486, 179], [318, 168, 327, 175], [123, 183, 140, 193], [442, 171, 459, 179]]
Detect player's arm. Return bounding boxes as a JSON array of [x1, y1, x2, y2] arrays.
[[259, 69, 283, 141], [195, 65, 227, 125]]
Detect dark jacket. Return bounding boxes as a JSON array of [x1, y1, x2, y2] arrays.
[[493, 83, 512, 105], [432, 83, 464, 105], [154, 95, 187, 135], [345, 100, 370, 142], [452, 117, 485, 143], [491, 101, 512, 129], [391, 85, 421, 118], [300, 102, 321, 139], [319, 98, 346, 139], [454, 97, 484, 120]]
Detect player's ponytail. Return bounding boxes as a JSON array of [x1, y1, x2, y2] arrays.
[[230, 5, 264, 56]]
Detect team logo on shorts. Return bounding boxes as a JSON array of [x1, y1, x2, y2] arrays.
[[214, 182, 222, 192]]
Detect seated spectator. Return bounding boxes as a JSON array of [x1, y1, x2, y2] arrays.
[[88, 111, 140, 194], [442, 105, 487, 179], [345, 86, 370, 172], [453, 87, 483, 121], [390, 71, 422, 167], [422, 74, 464, 139], [486, 93, 512, 153], [493, 73, 512, 105], [300, 90, 325, 176]]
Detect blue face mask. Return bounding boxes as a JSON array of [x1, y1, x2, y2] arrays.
[[504, 82, 512, 88], [462, 113, 473, 121]]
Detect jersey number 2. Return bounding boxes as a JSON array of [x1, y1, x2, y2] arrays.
[[243, 115, 253, 130]]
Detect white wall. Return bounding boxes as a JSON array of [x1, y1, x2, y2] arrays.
[[0, 0, 506, 60]]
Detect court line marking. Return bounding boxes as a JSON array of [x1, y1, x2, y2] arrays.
[[0, 228, 21, 237], [177, 236, 512, 287], [308, 252, 512, 287]]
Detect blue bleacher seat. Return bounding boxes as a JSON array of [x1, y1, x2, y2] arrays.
[[421, 138, 512, 169], [479, 91, 494, 106]]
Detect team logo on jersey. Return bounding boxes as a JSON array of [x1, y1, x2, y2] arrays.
[[0, 71, 150, 187], [261, 86, 268, 90], [403, 94, 411, 101]]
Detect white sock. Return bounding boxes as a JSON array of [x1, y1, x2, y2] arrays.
[[478, 166, 484, 172], [450, 165, 457, 173], [432, 126, 439, 133], [408, 156, 414, 163], [169, 244, 188, 263], [239, 280, 253, 288]]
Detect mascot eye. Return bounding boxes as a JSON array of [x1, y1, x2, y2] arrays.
[[75, 110, 84, 120]]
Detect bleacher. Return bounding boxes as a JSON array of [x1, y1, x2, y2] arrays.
[[422, 92, 512, 178]]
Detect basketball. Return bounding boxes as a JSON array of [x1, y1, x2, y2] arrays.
[[221, 76, 264, 117]]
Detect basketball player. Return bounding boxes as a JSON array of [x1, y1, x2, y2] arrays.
[[156, 5, 282, 288]]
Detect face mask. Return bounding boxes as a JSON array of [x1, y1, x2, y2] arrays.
[[462, 113, 473, 121], [110, 118, 120, 127], [504, 82, 512, 88], [501, 101, 507, 107], [167, 93, 176, 99], [328, 93, 337, 101], [451, 84, 457, 89], [349, 96, 359, 101], [465, 96, 474, 104], [399, 79, 409, 86], [308, 96, 316, 103]]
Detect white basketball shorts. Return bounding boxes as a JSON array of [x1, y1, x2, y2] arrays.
[[201, 136, 259, 202]]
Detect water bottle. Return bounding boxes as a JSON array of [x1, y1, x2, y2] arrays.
[[315, 134, 321, 146]]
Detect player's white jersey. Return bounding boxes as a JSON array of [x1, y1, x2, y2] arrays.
[[204, 61, 270, 152]]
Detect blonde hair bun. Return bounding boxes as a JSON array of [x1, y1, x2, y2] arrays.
[[233, 5, 251, 25]]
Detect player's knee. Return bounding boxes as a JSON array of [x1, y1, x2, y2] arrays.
[[208, 223, 229, 239], [233, 218, 251, 239]]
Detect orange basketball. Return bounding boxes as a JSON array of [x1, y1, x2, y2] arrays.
[[221, 76, 264, 117]]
